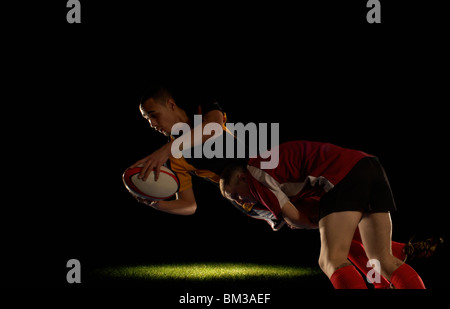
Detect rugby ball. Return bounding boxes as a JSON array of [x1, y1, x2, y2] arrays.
[[122, 165, 179, 201]]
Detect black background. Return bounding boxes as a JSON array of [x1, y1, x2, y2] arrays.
[[3, 0, 449, 300]]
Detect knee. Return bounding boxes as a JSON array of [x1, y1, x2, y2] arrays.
[[318, 255, 333, 278], [318, 253, 351, 278], [318, 255, 326, 273]]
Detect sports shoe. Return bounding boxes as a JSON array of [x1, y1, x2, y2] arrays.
[[403, 236, 444, 262]]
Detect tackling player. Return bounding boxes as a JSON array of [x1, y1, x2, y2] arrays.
[[219, 140, 426, 289]]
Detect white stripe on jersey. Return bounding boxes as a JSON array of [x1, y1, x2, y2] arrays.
[[247, 165, 297, 210], [246, 165, 335, 209]]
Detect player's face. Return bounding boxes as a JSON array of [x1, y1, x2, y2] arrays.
[[224, 173, 257, 206], [140, 98, 177, 136]]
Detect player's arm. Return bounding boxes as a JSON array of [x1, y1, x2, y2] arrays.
[[131, 110, 224, 181], [280, 201, 318, 230], [141, 187, 197, 216], [169, 109, 224, 157]]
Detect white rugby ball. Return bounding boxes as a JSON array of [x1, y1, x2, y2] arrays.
[[122, 165, 179, 201]]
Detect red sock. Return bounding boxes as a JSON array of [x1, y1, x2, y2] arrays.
[[390, 263, 425, 289], [391, 241, 406, 261], [330, 265, 368, 289], [348, 240, 391, 289]]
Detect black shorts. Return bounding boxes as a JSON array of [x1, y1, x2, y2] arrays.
[[319, 157, 397, 220]]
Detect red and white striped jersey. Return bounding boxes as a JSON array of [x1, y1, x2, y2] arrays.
[[246, 141, 372, 219]]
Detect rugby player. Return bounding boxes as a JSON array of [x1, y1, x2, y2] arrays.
[[219, 141, 427, 289]]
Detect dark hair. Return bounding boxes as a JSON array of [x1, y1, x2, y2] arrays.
[[140, 85, 173, 106], [219, 162, 247, 196]]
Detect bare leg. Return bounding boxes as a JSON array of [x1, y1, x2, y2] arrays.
[[318, 211, 363, 278], [357, 212, 403, 280]]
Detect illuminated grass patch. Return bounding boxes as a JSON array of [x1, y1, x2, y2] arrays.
[[95, 262, 321, 281]]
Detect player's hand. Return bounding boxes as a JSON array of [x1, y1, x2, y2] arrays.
[[130, 143, 172, 181], [132, 194, 159, 208]]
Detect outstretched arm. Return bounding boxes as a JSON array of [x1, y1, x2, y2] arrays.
[[137, 186, 197, 216]]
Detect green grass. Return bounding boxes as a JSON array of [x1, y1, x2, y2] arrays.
[[94, 262, 321, 282]]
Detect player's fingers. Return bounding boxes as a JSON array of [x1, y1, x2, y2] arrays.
[[139, 159, 153, 180], [154, 165, 161, 181], [142, 162, 156, 181], [130, 156, 148, 169]]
